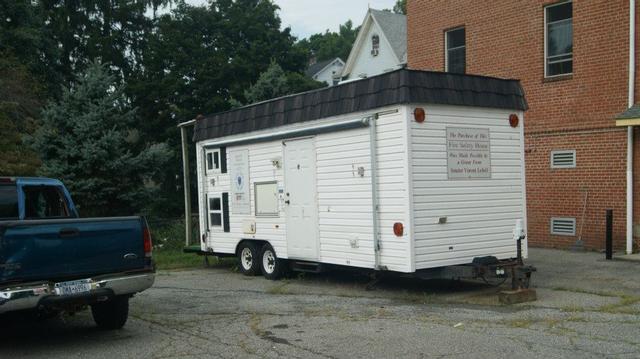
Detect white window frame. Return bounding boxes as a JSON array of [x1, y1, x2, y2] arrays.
[[550, 149, 576, 169], [550, 217, 576, 236], [205, 148, 222, 175], [254, 181, 279, 218], [206, 193, 224, 230], [444, 27, 466, 73], [544, 1, 573, 78]]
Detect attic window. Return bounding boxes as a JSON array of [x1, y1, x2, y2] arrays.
[[371, 35, 380, 56]]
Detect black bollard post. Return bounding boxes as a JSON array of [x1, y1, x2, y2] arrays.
[[605, 209, 613, 260]]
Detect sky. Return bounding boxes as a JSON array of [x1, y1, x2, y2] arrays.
[[182, 0, 398, 39]]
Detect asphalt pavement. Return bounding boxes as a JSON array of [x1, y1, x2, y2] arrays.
[[1, 248, 639, 358]]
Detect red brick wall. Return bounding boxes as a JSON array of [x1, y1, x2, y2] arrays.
[[526, 129, 627, 249], [408, 0, 639, 250]]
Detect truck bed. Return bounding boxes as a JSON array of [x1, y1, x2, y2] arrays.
[[0, 217, 149, 285]]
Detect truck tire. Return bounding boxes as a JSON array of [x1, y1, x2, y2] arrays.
[[260, 243, 286, 280], [91, 296, 129, 330], [237, 241, 261, 276]]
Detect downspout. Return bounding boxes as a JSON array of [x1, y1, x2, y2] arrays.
[[179, 119, 196, 247], [627, 0, 636, 255], [368, 115, 382, 270]]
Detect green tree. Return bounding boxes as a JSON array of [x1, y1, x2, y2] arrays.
[[238, 61, 324, 105], [0, 0, 61, 97], [29, 62, 171, 217], [0, 54, 42, 175], [126, 0, 309, 215], [296, 20, 359, 63], [393, 0, 407, 14]]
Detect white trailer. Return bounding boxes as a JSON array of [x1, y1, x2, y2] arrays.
[[189, 69, 533, 286]]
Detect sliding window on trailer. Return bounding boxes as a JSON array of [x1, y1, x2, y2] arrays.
[[204, 147, 227, 175], [206, 193, 230, 232]]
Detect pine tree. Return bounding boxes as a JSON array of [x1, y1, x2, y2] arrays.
[[29, 62, 171, 217]]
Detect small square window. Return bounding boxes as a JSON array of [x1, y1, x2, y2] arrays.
[[205, 148, 221, 174], [210, 213, 222, 226], [445, 27, 465, 74], [209, 197, 221, 211]]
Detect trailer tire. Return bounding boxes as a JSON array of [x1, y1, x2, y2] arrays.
[[91, 296, 129, 330], [237, 241, 261, 276], [260, 244, 285, 280]]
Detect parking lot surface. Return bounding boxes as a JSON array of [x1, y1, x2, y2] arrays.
[[2, 248, 639, 358]]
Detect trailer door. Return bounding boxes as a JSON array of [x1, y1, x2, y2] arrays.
[[283, 138, 319, 260]]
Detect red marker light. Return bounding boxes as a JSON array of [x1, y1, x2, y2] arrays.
[[509, 114, 519, 128], [414, 108, 426, 123], [393, 222, 404, 237]]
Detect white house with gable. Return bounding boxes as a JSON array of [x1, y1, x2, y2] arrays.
[[341, 9, 407, 81], [305, 57, 345, 86]]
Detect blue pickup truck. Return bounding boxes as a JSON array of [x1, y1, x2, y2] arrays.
[[0, 177, 155, 329]]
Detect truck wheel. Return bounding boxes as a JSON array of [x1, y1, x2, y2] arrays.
[[91, 296, 129, 330], [260, 244, 286, 280], [237, 241, 261, 276]]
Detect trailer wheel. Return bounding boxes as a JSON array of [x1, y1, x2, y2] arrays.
[[237, 241, 261, 276], [260, 244, 285, 280]]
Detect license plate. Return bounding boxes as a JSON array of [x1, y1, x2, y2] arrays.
[[54, 279, 92, 296]]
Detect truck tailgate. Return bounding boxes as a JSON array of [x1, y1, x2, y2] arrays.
[[0, 217, 146, 284]]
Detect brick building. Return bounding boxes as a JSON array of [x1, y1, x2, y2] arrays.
[[407, 0, 639, 251]]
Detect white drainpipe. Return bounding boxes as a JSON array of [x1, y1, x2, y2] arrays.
[[627, 0, 636, 254]]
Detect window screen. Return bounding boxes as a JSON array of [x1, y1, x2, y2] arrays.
[[0, 185, 18, 220], [545, 2, 573, 77], [255, 182, 279, 217], [446, 27, 465, 74]]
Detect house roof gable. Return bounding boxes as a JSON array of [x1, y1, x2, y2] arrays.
[[305, 58, 345, 78], [342, 9, 407, 77]]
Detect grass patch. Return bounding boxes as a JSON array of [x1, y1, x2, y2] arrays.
[[153, 249, 205, 270], [149, 219, 237, 270]]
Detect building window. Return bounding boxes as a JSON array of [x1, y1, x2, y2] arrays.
[[551, 150, 576, 168], [255, 181, 279, 217], [204, 147, 227, 174], [371, 34, 380, 56], [550, 217, 576, 236], [207, 193, 229, 232], [445, 27, 465, 74], [545, 1, 573, 77]]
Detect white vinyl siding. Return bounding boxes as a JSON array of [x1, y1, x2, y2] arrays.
[[550, 217, 576, 236], [410, 105, 526, 270], [196, 107, 410, 272], [551, 150, 576, 168]]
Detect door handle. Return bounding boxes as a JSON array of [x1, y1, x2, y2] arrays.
[[58, 228, 80, 238], [285, 200, 290, 205]]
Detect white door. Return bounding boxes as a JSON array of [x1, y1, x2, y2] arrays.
[[284, 138, 319, 260]]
